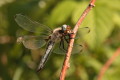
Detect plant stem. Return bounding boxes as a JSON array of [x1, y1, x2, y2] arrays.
[[97, 48, 120, 80], [59, 0, 96, 80]]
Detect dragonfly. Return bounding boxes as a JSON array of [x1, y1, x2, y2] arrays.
[[15, 14, 90, 72]]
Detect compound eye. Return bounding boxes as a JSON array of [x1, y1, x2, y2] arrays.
[[62, 25, 67, 31]]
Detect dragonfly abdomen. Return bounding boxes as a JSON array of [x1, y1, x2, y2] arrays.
[[37, 41, 55, 72]]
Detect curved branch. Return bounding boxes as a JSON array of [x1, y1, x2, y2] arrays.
[[97, 48, 120, 80], [59, 0, 96, 80]]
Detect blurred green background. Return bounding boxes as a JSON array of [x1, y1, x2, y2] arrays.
[[0, 0, 120, 80]]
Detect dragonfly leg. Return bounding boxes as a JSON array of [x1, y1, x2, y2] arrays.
[[59, 38, 62, 49], [62, 40, 66, 51], [64, 36, 69, 43], [59, 37, 67, 52]]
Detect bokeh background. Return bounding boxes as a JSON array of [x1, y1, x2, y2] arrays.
[[0, 0, 120, 80]]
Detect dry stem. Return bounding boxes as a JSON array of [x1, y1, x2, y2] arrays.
[[59, 0, 96, 80], [97, 48, 120, 80]]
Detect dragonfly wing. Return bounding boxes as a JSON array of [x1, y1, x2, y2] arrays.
[[15, 14, 52, 35], [53, 43, 66, 55], [53, 38, 68, 55], [53, 40, 83, 55], [17, 35, 47, 49], [72, 44, 83, 54], [76, 27, 90, 39]]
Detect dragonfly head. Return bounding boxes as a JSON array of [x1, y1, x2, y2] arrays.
[[61, 24, 71, 34], [62, 24, 67, 31]]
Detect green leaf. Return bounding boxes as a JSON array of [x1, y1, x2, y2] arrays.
[[95, 0, 120, 10], [72, 2, 114, 49], [103, 67, 120, 80], [114, 12, 120, 27], [85, 57, 102, 72], [72, 1, 88, 24], [49, 1, 76, 27], [13, 67, 23, 80], [106, 0, 120, 10], [79, 68, 89, 80]]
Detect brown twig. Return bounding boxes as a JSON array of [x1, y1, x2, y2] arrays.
[[59, 0, 96, 80], [97, 48, 120, 80]]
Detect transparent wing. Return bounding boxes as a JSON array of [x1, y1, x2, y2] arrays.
[[17, 35, 47, 49], [72, 44, 83, 54], [15, 14, 52, 35], [53, 27, 90, 55], [76, 27, 90, 38], [53, 41, 83, 55]]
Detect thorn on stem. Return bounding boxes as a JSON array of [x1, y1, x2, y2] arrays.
[[89, 3, 95, 7]]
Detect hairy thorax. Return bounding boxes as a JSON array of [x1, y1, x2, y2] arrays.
[[50, 27, 62, 42]]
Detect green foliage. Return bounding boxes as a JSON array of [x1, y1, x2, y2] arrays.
[[0, 0, 120, 80], [49, 1, 77, 27]]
